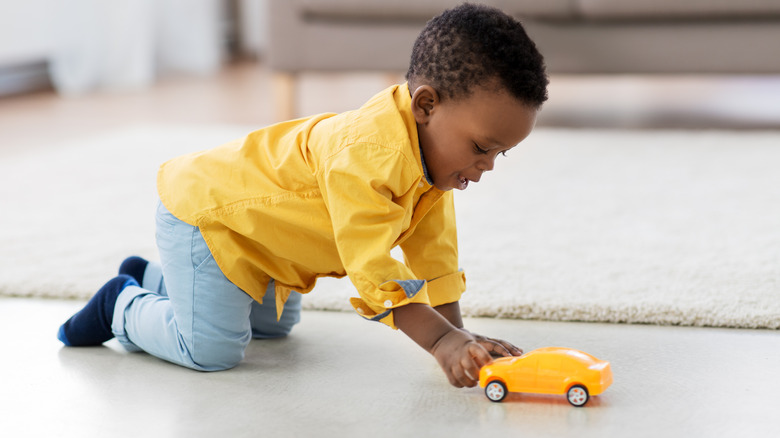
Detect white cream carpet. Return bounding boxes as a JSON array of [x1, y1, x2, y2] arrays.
[[2, 125, 778, 329]]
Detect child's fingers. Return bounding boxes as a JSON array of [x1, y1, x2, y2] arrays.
[[458, 355, 480, 387], [491, 338, 523, 356], [468, 342, 493, 368], [448, 369, 466, 388], [501, 341, 523, 356], [476, 338, 510, 357], [479, 337, 523, 357]]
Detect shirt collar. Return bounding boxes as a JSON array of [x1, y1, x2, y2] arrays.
[[419, 144, 433, 185]]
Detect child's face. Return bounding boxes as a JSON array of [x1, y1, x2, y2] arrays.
[[412, 85, 537, 191]]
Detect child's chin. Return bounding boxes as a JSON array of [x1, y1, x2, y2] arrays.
[[434, 182, 454, 191]]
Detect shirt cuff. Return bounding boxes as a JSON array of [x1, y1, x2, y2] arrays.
[[350, 279, 431, 329], [425, 270, 466, 308], [349, 271, 466, 329]]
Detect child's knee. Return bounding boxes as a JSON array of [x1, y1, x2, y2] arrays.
[[249, 291, 302, 339], [188, 336, 250, 371], [251, 310, 300, 339], [190, 351, 244, 371]]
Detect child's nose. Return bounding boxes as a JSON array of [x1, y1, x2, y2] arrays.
[[478, 155, 496, 172]]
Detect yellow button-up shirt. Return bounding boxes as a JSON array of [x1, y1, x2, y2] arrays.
[[157, 83, 465, 328]]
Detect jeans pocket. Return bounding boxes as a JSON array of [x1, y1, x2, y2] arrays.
[[190, 227, 214, 272]]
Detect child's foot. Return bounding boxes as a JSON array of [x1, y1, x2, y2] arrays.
[[57, 275, 138, 346], [118, 256, 148, 286]]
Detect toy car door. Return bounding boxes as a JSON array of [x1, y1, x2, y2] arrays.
[[507, 355, 538, 393], [535, 355, 564, 394]]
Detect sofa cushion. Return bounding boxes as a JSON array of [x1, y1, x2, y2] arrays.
[[299, 0, 575, 21], [578, 0, 780, 20], [493, 0, 578, 19]]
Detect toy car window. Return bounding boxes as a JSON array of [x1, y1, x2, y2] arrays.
[[564, 350, 592, 362]]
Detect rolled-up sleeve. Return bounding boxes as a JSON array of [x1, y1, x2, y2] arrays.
[[317, 143, 434, 329]]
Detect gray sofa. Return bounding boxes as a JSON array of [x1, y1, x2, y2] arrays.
[[267, 0, 780, 119]]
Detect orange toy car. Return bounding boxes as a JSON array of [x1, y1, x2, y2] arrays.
[[479, 347, 613, 406]]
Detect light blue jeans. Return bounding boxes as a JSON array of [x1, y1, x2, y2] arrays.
[[111, 201, 302, 371]]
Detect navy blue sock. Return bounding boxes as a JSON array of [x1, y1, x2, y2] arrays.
[[118, 256, 149, 287], [57, 275, 138, 347]]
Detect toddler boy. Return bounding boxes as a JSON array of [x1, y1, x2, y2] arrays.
[[58, 3, 548, 388]]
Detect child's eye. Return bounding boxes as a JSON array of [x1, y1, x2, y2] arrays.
[[500, 150, 509, 157], [473, 143, 488, 154]]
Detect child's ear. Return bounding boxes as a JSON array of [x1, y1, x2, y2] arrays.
[[410, 85, 439, 124]]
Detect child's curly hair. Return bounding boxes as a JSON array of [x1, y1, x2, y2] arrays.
[[406, 3, 549, 108]]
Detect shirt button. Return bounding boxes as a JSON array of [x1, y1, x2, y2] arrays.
[[418, 181, 424, 188], [357, 307, 364, 314], [384, 300, 393, 308]]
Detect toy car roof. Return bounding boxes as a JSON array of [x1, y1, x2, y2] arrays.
[[523, 347, 603, 365]]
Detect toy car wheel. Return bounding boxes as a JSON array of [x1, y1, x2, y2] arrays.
[[485, 380, 507, 402], [567, 385, 589, 407]]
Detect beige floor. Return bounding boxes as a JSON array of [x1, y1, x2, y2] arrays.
[[2, 297, 779, 438], [2, 62, 779, 437]]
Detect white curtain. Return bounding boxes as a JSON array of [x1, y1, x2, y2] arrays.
[[48, 0, 224, 95]]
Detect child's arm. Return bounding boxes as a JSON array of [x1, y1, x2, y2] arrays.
[[393, 303, 493, 388], [433, 301, 524, 357], [394, 303, 493, 388]]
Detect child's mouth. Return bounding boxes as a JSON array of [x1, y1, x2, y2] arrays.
[[457, 176, 469, 190]]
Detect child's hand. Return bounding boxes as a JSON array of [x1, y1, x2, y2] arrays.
[[430, 329, 493, 388], [467, 331, 523, 358]]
